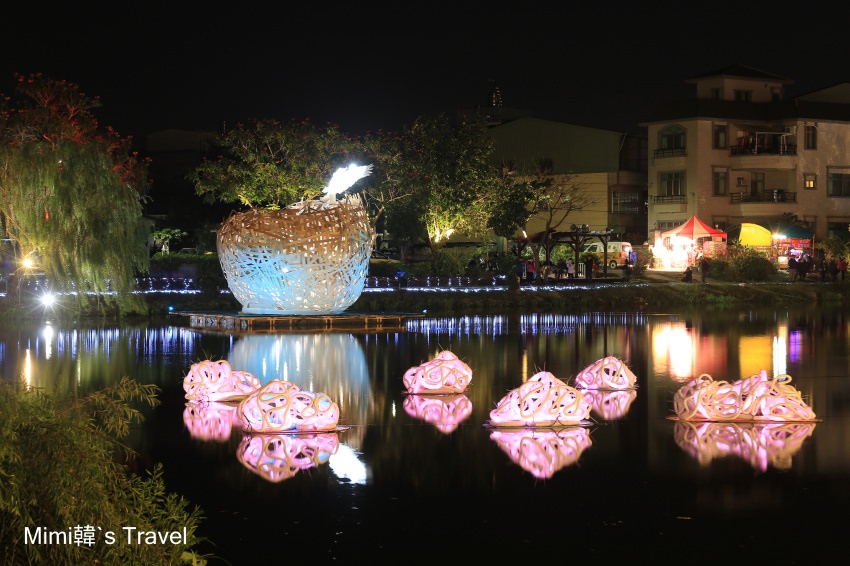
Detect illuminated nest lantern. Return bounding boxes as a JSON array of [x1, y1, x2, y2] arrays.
[[217, 165, 375, 315]]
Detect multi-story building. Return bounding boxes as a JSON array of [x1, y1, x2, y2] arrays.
[[485, 116, 648, 245], [642, 64, 850, 248]]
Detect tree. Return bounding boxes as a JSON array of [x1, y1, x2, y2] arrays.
[[515, 171, 595, 266], [189, 118, 363, 210], [369, 114, 509, 249], [0, 378, 207, 564], [151, 227, 188, 255], [0, 74, 150, 315]]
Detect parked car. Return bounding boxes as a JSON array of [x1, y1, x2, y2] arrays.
[[581, 241, 633, 269]]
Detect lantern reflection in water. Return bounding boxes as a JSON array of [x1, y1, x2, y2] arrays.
[[674, 421, 816, 472], [237, 432, 340, 483], [183, 401, 243, 442], [403, 394, 473, 433], [489, 427, 593, 479]]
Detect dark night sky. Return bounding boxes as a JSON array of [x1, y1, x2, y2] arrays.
[[3, 3, 849, 143]]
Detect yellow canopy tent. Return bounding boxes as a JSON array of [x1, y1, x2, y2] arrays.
[[739, 223, 772, 246]]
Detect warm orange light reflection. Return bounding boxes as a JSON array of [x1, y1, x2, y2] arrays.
[[651, 320, 727, 382]]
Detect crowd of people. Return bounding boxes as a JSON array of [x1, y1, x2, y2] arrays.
[[787, 253, 847, 282]]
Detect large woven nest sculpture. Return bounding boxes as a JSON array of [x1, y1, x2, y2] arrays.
[[217, 198, 374, 314]]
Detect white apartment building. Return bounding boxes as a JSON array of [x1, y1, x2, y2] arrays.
[[642, 64, 850, 246]]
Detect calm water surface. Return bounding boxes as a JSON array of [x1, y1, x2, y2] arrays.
[[3, 308, 849, 564]]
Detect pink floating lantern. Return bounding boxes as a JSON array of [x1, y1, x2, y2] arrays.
[[573, 356, 637, 390], [237, 432, 340, 483], [403, 350, 472, 394], [489, 427, 592, 478], [183, 359, 261, 402], [674, 370, 816, 422], [403, 394, 473, 434], [489, 371, 591, 427], [238, 379, 340, 433]]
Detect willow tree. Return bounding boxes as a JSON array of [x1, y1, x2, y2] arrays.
[[0, 74, 150, 314]]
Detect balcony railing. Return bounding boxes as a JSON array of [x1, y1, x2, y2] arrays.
[[652, 194, 687, 204], [730, 190, 797, 203], [653, 148, 687, 158], [729, 144, 797, 155]]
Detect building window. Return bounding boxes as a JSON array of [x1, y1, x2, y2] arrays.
[[750, 172, 765, 196], [712, 124, 728, 149], [734, 90, 752, 102], [712, 168, 728, 196], [710, 88, 720, 100], [804, 173, 816, 190], [805, 125, 817, 150], [660, 171, 686, 196], [659, 126, 686, 151], [611, 191, 641, 214], [828, 169, 850, 197]]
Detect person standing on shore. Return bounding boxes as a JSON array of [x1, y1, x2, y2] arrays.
[[788, 255, 798, 282], [584, 256, 594, 282], [567, 258, 576, 279], [700, 256, 710, 284]]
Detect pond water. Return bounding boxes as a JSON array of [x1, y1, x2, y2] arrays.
[[3, 308, 849, 564]]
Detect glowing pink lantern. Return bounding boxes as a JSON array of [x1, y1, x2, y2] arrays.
[[238, 379, 340, 433], [403, 350, 472, 394], [674, 370, 816, 421], [183, 401, 244, 442], [403, 394, 473, 433], [573, 356, 638, 390], [489, 371, 591, 427], [237, 433, 340, 483], [489, 427, 592, 478], [183, 359, 261, 402]]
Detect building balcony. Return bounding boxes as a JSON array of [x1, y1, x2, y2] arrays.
[[652, 148, 687, 158], [730, 144, 797, 156], [652, 194, 687, 204], [730, 190, 796, 203]]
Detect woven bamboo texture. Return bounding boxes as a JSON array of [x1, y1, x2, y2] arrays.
[[217, 200, 374, 314]]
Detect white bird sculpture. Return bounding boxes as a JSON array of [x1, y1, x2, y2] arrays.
[[321, 163, 373, 203]]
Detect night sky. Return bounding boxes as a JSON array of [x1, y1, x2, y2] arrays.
[[3, 3, 849, 142]]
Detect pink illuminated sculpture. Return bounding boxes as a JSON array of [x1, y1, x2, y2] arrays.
[[573, 356, 638, 390], [403, 350, 473, 394], [237, 432, 340, 483], [183, 359, 261, 402], [674, 420, 816, 472], [489, 371, 591, 427], [674, 370, 816, 421], [238, 379, 340, 433], [403, 394, 473, 433], [581, 389, 638, 420], [489, 427, 592, 478], [183, 401, 244, 442]]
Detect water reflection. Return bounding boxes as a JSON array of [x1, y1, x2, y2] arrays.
[[3, 308, 850, 562], [236, 432, 340, 483], [489, 426, 593, 478], [673, 421, 817, 472], [402, 394, 473, 433], [226, 333, 372, 450]]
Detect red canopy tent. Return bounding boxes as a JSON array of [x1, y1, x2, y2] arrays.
[[661, 216, 727, 240]]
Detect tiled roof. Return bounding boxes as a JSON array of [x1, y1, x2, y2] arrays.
[[686, 64, 793, 84]]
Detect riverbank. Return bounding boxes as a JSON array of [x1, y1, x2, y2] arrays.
[[138, 270, 850, 320]]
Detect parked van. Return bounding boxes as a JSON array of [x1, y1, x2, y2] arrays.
[[581, 241, 633, 269]]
